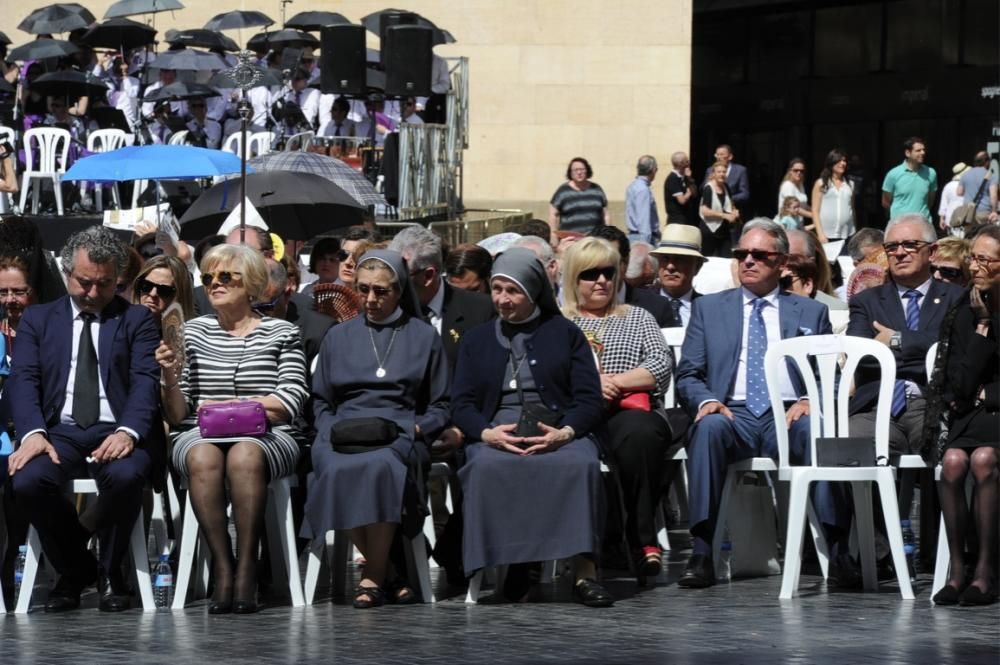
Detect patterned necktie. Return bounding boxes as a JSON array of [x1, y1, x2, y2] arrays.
[[73, 313, 99, 428], [890, 289, 922, 417], [745, 298, 769, 417], [334, 123, 342, 136], [669, 297, 683, 325]]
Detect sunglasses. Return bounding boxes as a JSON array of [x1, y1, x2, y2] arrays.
[[883, 240, 929, 254], [790, 168, 805, 173], [578, 266, 617, 282], [930, 264, 963, 280], [138, 278, 177, 300], [732, 248, 782, 262], [779, 274, 802, 289], [200, 271, 242, 288], [356, 283, 394, 298]]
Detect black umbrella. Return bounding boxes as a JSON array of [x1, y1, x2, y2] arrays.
[[8, 38, 79, 62], [246, 29, 319, 51], [165, 28, 239, 52], [143, 81, 219, 102], [180, 172, 365, 241], [31, 70, 108, 98], [18, 4, 94, 34], [203, 10, 274, 31], [79, 18, 156, 51], [209, 66, 282, 89], [152, 49, 229, 72], [359, 9, 456, 45], [0, 32, 11, 46], [0, 79, 15, 94], [284, 11, 351, 31], [104, 0, 184, 19]]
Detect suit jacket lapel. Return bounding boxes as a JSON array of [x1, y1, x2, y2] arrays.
[[778, 293, 802, 339], [55, 297, 74, 394], [918, 280, 947, 331], [879, 283, 907, 331], [98, 299, 125, 389], [723, 289, 743, 370]]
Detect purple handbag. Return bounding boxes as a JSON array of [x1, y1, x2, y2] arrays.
[[197, 401, 267, 438]]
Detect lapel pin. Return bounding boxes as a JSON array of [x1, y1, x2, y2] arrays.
[[933, 298, 940, 304]]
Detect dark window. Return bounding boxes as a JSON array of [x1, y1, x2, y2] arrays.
[[747, 12, 810, 82], [886, 0, 961, 71], [963, 0, 1000, 66], [814, 4, 882, 77], [693, 19, 747, 86]]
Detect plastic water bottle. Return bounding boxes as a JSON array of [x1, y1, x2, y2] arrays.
[[901, 520, 916, 581], [153, 554, 174, 608], [719, 541, 733, 582], [13, 545, 26, 597]]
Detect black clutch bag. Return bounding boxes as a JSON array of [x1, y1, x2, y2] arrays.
[[815, 437, 876, 467], [514, 402, 562, 439], [330, 417, 400, 454]]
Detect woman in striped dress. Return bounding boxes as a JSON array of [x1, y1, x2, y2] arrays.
[[156, 244, 308, 615]]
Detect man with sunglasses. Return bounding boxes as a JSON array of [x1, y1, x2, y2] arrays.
[[676, 219, 836, 588], [185, 96, 221, 150], [6, 227, 158, 612]]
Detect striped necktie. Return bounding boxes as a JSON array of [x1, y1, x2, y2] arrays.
[[890, 289, 922, 417]]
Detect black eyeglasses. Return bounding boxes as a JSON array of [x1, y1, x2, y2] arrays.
[[138, 278, 177, 300], [200, 271, 242, 287], [578, 266, 616, 282], [732, 248, 782, 262], [790, 168, 805, 173], [883, 240, 929, 255], [356, 283, 394, 298], [0, 287, 30, 298], [252, 294, 281, 312], [930, 264, 963, 280]]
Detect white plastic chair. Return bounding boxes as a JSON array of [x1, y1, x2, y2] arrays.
[[83, 129, 128, 211], [285, 130, 314, 151], [167, 130, 190, 146], [768, 334, 914, 600], [0, 126, 15, 213], [171, 475, 304, 609], [15, 479, 155, 613], [656, 327, 689, 551], [19, 127, 71, 215], [222, 132, 243, 156], [422, 461, 456, 567], [248, 131, 275, 157]]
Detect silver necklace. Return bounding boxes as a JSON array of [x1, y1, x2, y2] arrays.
[[508, 350, 528, 390], [369, 325, 400, 378]]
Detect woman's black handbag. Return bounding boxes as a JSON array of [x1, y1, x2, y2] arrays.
[[330, 417, 400, 454]]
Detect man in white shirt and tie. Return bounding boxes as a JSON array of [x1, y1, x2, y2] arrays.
[[284, 68, 319, 129]]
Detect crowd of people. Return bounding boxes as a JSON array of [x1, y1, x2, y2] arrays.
[[0, 135, 997, 615]]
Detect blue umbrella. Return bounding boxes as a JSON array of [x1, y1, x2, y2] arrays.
[[63, 145, 249, 182]]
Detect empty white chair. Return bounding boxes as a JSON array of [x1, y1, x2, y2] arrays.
[[248, 131, 275, 157], [83, 128, 128, 211], [19, 127, 71, 215], [285, 130, 314, 151], [15, 479, 155, 613], [769, 334, 914, 600], [167, 130, 189, 146], [222, 132, 243, 156]]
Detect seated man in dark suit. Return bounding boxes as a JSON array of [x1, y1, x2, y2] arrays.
[[651, 224, 705, 329], [589, 225, 674, 327], [8, 226, 159, 612], [676, 219, 836, 588]]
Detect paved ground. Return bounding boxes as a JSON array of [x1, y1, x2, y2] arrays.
[[2, 545, 997, 665]]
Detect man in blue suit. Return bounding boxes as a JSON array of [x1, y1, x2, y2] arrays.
[[703, 144, 750, 216], [7, 226, 159, 612], [675, 218, 833, 587]]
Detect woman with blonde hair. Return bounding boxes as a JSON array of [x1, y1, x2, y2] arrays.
[[155, 244, 308, 614], [563, 238, 673, 585], [932, 237, 971, 287]]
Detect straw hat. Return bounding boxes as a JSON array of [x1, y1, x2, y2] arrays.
[[650, 224, 705, 260], [952, 162, 970, 181]]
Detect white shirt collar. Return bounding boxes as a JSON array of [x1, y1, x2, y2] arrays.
[[895, 278, 932, 298], [741, 285, 780, 306]]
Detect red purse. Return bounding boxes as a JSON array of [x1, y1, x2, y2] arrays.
[[612, 391, 652, 412]]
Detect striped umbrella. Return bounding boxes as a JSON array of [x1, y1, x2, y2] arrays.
[[246, 151, 386, 208]]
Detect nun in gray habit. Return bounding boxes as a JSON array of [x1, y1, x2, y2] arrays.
[[305, 249, 450, 608], [450, 248, 614, 606]]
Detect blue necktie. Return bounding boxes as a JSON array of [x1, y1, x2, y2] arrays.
[[746, 298, 769, 417], [890, 289, 922, 417]]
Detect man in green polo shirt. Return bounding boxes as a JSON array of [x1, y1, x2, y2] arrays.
[[881, 136, 938, 221]]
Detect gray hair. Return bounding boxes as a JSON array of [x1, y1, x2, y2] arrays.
[[786, 228, 818, 260], [885, 213, 936, 243], [626, 241, 657, 279], [60, 225, 129, 276], [847, 228, 885, 262], [740, 217, 790, 255], [387, 225, 443, 272], [671, 151, 688, 168], [265, 257, 288, 294], [511, 235, 554, 264], [636, 155, 658, 177]]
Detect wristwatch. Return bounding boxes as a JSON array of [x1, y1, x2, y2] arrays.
[[889, 332, 902, 350]]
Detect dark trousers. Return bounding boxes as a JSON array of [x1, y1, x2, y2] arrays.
[[686, 404, 845, 544], [11, 423, 150, 579], [606, 410, 672, 549]]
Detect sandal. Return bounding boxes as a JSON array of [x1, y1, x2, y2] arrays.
[[385, 577, 419, 605], [353, 584, 385, 609]]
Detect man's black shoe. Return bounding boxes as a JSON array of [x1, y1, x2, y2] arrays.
[[573, 578, 615, 607], [828, 553, 863, 589], [45, 569, 97, 613], [97, 568, 131, 612], [677, 553, 716, 588]]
